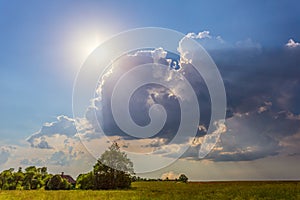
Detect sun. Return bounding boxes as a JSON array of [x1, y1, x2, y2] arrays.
[[67, 30, 111, 66], [75, 33, 103, 60], [79, 35, 102, 57]]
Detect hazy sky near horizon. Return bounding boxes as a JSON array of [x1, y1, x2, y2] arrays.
[[1, 0, 300, 180]]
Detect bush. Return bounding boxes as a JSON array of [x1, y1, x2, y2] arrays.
[[178, 174, 188, 183]]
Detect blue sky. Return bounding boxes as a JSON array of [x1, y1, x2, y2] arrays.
[[1, 0, 300, 179]]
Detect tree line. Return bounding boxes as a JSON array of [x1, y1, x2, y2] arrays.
[[131, 174, 188, 183], [0, 166, 72, 190], [0, 142, 188, 190]]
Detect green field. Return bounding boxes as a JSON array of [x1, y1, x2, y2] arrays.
[[0, 181, 299, 200]]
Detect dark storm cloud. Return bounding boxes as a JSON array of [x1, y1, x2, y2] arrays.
[[198, 47, 300, 161], [179, 106, 300, 162], [88, 44, 300, 162], [26, 37, 300, 162], [90, 52, 211, 141], [211, 47, 300, 115]]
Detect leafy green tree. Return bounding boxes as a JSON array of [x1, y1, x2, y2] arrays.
[[46, 174, 71, 190], [13, 169, 25, 189], [98, 142, 134, 173], [0, 168, 14, 190], [23, 166, 37, 189], [77, 142, 134, 189], [93, 142, 133, 189], [38, 167, 52, 189], [0, 166, 52, 190], [178, 174, 188, 183], [76, 172, 94, 190], [22, 166, 51, 190], [40, 167, 48, 176]]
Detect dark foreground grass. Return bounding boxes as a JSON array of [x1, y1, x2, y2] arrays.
[[0, 181, 299, 200]]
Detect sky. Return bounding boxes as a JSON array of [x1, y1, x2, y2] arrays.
[[1, 0, 300, 180]]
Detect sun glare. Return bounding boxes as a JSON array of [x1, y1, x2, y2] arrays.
[[77, 34, 103, 60], [67, 30, 110, 66]]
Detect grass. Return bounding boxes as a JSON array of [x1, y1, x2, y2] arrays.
[[0, 181, 299, 200]]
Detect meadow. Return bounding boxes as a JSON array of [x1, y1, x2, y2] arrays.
[[0, 181, 299, 200]]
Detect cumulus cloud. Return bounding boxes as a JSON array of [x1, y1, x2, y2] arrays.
[[183, 31, 232, 51], [34, 137, 53, 149], [12, 30, 300, 168], [198, 121, 227, 158], [129, 47, 168, 63], [152, 101, 300, 162], [84, 32, 300, 163], [28, 133, 86, 165], [286, 39, 300, 48], [27, 115, 77, 148], [89, 45, 205, 141], [20, 115, 92, 171], [184, 31, 263, 53], [205, 105, 300, 161], [186, 31, 211, 39], [0, 138, 92, 177]]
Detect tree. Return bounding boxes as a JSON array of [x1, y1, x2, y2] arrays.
[[178, 174, 188, 183], [13, 169, 25, 190], [40, 167, 48, 176], [22, 166, 51, 190], [23, 166, 38, 189], [76, 172, 94, 190], [98, 142, 134, 173], [0, 166, 51, 190], [77, 142, 134, 189], [94, 142, 133, 189], [0, 168, 14, 190], [46, 174, 71, 190]]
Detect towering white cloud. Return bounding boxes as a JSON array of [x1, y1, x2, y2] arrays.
[[27, 115, 77, 148]]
